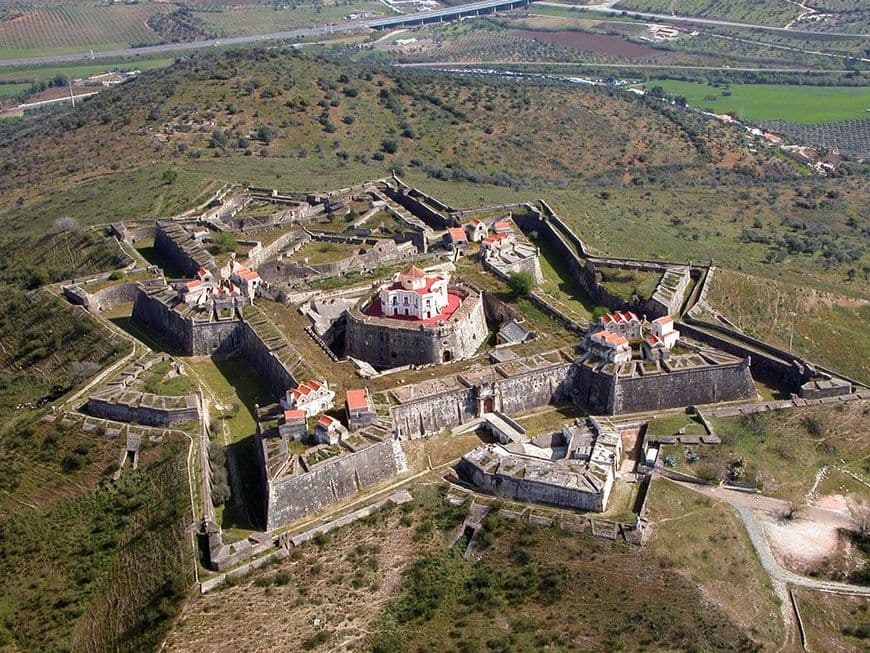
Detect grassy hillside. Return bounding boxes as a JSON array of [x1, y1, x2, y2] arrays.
[[167, 485, 770, 652], [0, 423, 191, 652], [704, 268, 870, 382], [0, 49, 772, 208]]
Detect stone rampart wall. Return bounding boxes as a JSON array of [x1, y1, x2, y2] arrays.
[[383, 187, 454, 230], [457, 458, 604, 511], [133, 291, 196, 354], [263, 438, 404, 530], [154, 222, 205, 277], [390, 361, 571, 439], [86, 396, 200, 427], [245, 230, 306, 267], [570, 358, 755, 415], [87, 282, 142, 312], [677, 320, 807, 390], [239, 322, 297, 396]]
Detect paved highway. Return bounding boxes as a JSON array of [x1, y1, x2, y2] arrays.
[[0, 0, 527, 68], [538, 0, 870, 38], [0, 0, 863, 69]]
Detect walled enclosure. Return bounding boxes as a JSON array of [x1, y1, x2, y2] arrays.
[[86, 393, 200, 427], [344, 284, 488, 369], [132, 287, 296, 394], [457, 456, 608, 512], [258, 438, 407, 530]]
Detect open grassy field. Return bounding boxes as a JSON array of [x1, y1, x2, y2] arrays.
[[0, 5, 165, 59], [644, 478, 785, 647], [704, 268, 870, 383], [676, 402, 870, 504], [197, 1, 390, 36], [648, 81, 870, 123]]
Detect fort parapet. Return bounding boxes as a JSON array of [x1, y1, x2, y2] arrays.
[[131, 283, 297, 394], [255, 410, 407, 530], [386, 349, 573, 439], [568, 345, 756, 415]]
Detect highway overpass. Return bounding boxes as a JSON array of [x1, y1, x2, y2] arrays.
[[367, 0, 530, 29]]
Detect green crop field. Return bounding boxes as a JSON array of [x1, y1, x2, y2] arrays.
[[648, 80, 870, 123], [0, 57, 175, 84], [0, 82, 29, 99], [0, 5, 165, 59]]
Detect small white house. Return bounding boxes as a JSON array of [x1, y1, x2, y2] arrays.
[[283, 380, 335, 418], [465, 219, 489, 243], [314, 415, 347, 445], [231, 266, 262, 298]]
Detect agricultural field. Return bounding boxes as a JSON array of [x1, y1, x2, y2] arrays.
[[0, 82, 29, 99], [647, 80, 870, 123], [758, 119, 870, 159], [0, 56, 175, 85], [195, 1, 389, 37], [0, 5, 166, 59], [613, 0, 802, 27]]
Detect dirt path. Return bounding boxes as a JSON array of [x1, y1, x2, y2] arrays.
[[671, 480, 870, 597]]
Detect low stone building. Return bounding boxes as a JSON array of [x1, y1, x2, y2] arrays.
[[346, 388, 377, 430], [457, 419, 622, 512]]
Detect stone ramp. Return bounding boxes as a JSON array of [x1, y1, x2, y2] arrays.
[[448, 500, 492, 559]]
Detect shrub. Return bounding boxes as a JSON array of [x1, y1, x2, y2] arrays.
[[507, 272, 533, 297]]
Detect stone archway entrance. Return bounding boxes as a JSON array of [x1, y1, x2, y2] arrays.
[[483, 396, 494, 413], [442, 350, 452, 362]]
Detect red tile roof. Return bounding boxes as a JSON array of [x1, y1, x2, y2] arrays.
[[283, 409, 305, 421], [493, 220, 512, 231], [448, 227, 467, 242], [593, 331, 628, 347], [386, 276, 444, 295], [398, 266, 426, 280], [317, 415, 336, 428], [185, 280, 202, 289], [235, 267, 260, 281], [346, 389, 369, 411], [653, 315, 673, 324]]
